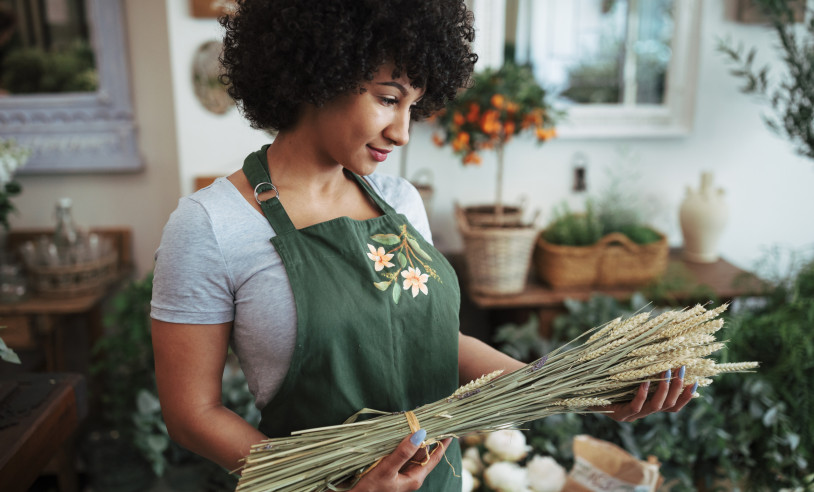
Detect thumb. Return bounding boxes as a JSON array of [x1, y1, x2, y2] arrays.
[[374, 429, 426, 475]]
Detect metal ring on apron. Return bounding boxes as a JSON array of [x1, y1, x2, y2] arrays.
[[254, 182, 279, 204]]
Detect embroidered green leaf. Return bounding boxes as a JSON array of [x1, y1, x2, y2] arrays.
[[392, 281, 402, 304], [398, 252, 407, 268], [407, 237, 433, 262], [374, 281, 390, 291], [371, 234, 400, 245]]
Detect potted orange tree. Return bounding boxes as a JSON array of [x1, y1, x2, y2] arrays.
[[432, 62, 559, 295], [433, 61, 557, 225]]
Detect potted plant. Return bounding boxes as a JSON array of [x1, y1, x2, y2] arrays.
[[433, 61, 558, 224], [533, 199, 668, 289], [433, 62, 558, 295]]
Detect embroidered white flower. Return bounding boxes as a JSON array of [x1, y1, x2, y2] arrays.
[[401, 266, 429, 297], [366, 244, 394, 271]]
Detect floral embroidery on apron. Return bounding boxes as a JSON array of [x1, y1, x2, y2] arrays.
[[367, 224, 442, 303]]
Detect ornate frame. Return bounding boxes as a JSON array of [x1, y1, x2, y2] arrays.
[[0, 0, 141, 174]]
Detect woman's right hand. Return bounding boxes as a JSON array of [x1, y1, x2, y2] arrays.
[[351, 430, 453, 491]]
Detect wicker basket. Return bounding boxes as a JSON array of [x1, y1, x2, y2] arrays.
[[27, 253, 118, 298], [462, 204, 525, 227], [456, 205, 538, 296], [533, 231, 669, 288]]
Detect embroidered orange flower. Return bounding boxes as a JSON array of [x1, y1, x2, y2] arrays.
[[367, 244, 395, 271], [401, 267, 429, 297]]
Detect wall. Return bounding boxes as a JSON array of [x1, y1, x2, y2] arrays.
[[9, 0, 180, 276], [9, 0, 814, 276], [162, 0, 814, 273]]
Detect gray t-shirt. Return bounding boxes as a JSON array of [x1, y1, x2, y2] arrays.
[[150, 174, 433, 409]]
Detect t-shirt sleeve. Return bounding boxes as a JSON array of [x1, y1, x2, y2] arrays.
[[150, 197, 235, 324], [369, 175, 434, 245]]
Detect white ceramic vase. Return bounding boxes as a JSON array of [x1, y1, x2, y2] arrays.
[[679, 172, 729, 263]]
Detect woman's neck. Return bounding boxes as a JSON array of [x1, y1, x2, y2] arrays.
[[265, 130, 350, 200]]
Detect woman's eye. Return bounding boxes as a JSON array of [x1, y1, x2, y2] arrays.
[[381, 97, 398, 106]]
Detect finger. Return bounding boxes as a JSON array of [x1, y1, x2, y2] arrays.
[[401, 438, 454, 479], [664, 366, 686, 408], [667, 380, 699, 413], [637, 370, 671, 417], [614, 381, 650, 422], [373, 429, 427, 478]]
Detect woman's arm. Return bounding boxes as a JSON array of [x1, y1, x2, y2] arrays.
[[458, 332, 525, 385], [152, 319, 267, 472]]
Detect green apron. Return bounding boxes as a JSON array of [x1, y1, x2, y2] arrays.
[[243, 146, 462, 491]]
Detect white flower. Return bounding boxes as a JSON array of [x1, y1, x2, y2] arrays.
[[366, 243, 394, 271], [462, 446, 484, 475], [483, 461, 531, 492], [401, 266, 429, 297], [462, 468, 477, 492], [526, 455, 567, 492], [484, 429, 531, 463]]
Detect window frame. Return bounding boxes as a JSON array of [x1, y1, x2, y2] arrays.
[[471, 0, 702, 138]]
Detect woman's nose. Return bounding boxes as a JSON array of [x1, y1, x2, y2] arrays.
[[384, 109, 411, 147]]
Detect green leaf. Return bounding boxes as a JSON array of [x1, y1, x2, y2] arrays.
[[373, 281, 390, 291], [136, 389, 162, 414], [371, 234, 400, 245], [398, 252, 407, 268], [407, 238, 432, 262], [392, 282, 402, 304], [146, 434, 169, 453]]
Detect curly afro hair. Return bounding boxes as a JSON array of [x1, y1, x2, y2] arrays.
[[219, 0, 477, 132]]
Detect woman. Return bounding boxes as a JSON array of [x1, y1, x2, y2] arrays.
[[150, 1, 696, 490]]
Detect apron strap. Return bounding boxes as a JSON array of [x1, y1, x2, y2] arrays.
[[349, 172, 398, 217], [242, 145, 297, 235]]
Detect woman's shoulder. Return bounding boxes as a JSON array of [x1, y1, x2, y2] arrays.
[[365, 173, 421, 207]]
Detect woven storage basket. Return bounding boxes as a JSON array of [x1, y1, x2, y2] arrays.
[[534, 231, 668, 288], [456, 205, 538, 296], [27, 253, 118, 298], [463, 204, 524, 227]]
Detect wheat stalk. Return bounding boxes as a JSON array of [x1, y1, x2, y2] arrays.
[[236, 305, 757, 492]]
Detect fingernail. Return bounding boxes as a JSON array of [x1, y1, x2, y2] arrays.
[[678, 366, 686, 379], [410, 429, 426, 446], [643, 381, 650, 391], [691, 381, 699, 394], [665, 369, 672, 381]]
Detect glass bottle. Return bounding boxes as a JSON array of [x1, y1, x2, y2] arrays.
[[54, 197, 78, 264]]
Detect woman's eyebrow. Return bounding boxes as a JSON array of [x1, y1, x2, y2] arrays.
[[376, 81, 407, 96]]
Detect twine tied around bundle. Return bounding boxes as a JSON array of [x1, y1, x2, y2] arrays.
[[357, 410, 457, 480]]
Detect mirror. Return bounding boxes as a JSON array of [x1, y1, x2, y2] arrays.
[[0, 0, 141, 173]]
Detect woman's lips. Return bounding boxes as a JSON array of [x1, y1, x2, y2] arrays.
[[367, 145, 390, 162]]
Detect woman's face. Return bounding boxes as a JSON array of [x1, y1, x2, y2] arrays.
[[310, 62, 425, 176]]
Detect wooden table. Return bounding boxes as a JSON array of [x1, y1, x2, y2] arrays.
[[458, 250, 763, 338], [0, 228, 132, 372], [0, 373, 87, 492]]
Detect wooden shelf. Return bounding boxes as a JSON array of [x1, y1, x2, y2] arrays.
[[467, 250, 762, 310]]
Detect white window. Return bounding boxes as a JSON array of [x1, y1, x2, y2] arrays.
[[471, 0, 702, 138]]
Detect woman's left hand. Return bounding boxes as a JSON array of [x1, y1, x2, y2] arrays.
[[599, 366, 698, 422]]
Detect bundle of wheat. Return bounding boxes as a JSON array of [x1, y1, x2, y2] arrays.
[[236, 304, 758, 492]]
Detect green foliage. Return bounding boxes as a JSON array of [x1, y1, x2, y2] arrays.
[[541, 201, 603, 246], [1, 41, 97, 94], [93, 272, 156, 432], [93, 272, 260, 487], [718, 0, 814, 161], [494, 278, 814, 490], [0, 329, 20, 364]]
